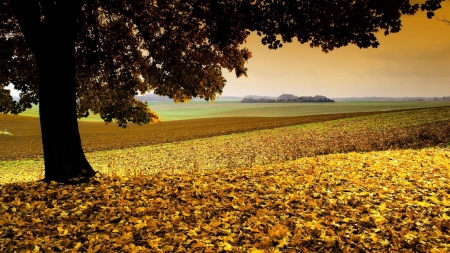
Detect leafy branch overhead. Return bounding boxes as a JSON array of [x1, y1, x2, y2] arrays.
[[0, 0, 444, 126]]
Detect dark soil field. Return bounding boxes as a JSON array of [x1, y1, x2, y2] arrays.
[[0, 110, 396, 161]]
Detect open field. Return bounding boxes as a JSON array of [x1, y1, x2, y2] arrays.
[[1, 107, 450, 252], [2, 105, 450, 161], [0, 110, 405, 161], [1, 106, 450, 183], [17, 101, 450, 121]]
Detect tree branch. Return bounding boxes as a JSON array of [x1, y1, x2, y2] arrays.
[[107, 1, 153, 52], [10, 0, 45, 58], [437, 16, 450, 25]]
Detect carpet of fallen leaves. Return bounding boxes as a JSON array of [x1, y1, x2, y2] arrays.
[[1, 107, 450, 183], [1, 147, 450, 252], [1, 107, 450, 252]]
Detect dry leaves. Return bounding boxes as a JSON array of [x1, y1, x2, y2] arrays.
[[2, 108, 450, 184], [82, 107, 450, 177], [1, 147, 450, 252], [1, 107, 450, 252]]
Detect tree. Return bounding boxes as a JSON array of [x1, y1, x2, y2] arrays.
[[0, 0, 444, 183]]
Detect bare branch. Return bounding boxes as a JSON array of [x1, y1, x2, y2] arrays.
[[437, 16, 450, 25]]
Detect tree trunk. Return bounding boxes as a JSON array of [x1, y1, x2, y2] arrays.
[[12, 1, 96, 183], [37, 41, 96, 183]]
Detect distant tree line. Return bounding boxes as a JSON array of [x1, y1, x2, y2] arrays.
[[241, 94, 334, 103], [433, 96, 450, 101], [333, 96, 450, 102], [241, 97, 277, 103]]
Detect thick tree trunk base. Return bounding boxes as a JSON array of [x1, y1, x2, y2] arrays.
[[39, 106, 97, 183], [42, 152, 96, 184], [12, 0, 96, 184]]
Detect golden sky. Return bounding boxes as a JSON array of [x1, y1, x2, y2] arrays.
[[5, 2, 449, 99], [222, 2, 450, 98]]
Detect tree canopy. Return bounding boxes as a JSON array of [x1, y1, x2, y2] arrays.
[[0, 0, 444, 182], [1, 0, 444, 125]]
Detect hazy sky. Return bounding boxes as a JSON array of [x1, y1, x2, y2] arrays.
[[222, 2, 450, 98]]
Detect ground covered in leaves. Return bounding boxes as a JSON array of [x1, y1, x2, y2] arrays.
[[1, 107, 449, 183], [1, 147, 450, 252], [1, 107, 450, 252]]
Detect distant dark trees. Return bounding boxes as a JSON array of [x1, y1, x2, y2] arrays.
[[241, 97, 277, 103], [294, 95, 335, 103], [277, 94, 298, 101], [241, 94, 334, 103], [434, 96, 450, 101]]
